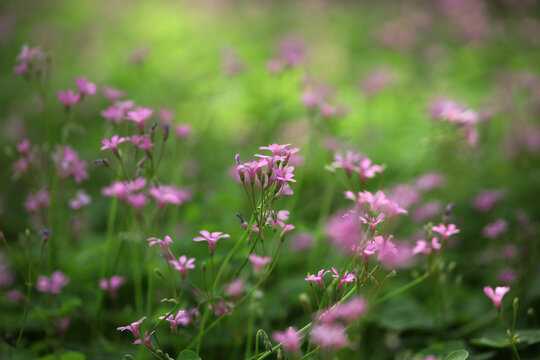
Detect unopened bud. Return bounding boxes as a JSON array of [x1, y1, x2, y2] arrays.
[[235, 154, 241, 165], [235, 213, 248, 229]]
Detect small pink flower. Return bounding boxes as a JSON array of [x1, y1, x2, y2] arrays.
[[69, 190, 91, 210], [305, 269, 329, 288], [272, 327, 301, 352], [482, 219, 508, 239], [13, 62, 27, 75], [130, 135, 154, 152], [100, 134, 128, 154], [310, 324, 350, 350], [498, 268, 517, 285], [37, 270, 69, 294], [174, 124, 192, 138], [331, 267, 356, 288], [134, 330, 155, 348], [415, 172, 445, 191], [193, 230, 230, 253], [57, 89, 80, 108], [100, 275, 126, 296], [473, 189, 502, 212], [318, 297, 367, 324], [147, 235, 173, 253], [359, 213, 385, 233], [148, 185, 191, 209], [209, 300, 233, 316], [159, 310, 190, 332], [74, 77, 97, 96], [412, 237, 441, 255], [483, 286, 510, 308], [169, 255, 195, 277], [117, 316, 146, 339], [225, 278, 244, 300], [248, 254, 271, 271], [101, 106, 125, 124], [17, 139, 31, 154], [24, 189, 50, 213], [432, 223, 460, 239], [126, 107, 153, 131], [102, 86, 125, 103]]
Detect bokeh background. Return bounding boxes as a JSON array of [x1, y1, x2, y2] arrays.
[[1, 0, 540, 359]]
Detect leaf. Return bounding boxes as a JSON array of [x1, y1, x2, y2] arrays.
[[39, 351, 86, 360], [177, 350, 202, 360], [444, 350, 469, 360], [515, 329, 540, 346], [471, 329, 540, 349]]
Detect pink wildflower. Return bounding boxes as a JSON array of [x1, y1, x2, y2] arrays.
[[305, 269, 329, 288], [248, 254, 272, 271], [117, 316, 146, 339], [359, 213, 385, 233], [148, 185, 190, 209], [101, 105, 125, 124], [69, 190, 91, 210], [412, 237, 441, 255], [432, 223, 460, 240], [174, 124, 192, 138], [209, 300, 233, 316], [24, 189, 50, 213], [126, 107, 153, 131], [169, 255, 196, 277], [482, 219, 508, 239], [74, 77, 97, 96], [474, 189, 503, 212], [100, 275, 126, 296], [483, 286, 510, 308], [331, 267, 356, 288], [193, 230, 230, 253], [318, 297, 367, 324], [100, 134, 128, 154], [159, 310, 190, 332], [57, 89, 80, 108], [102, 86, 125, 103], [147, 235, 173, 253], [498, 268, 517, 285], [272, 327, 301, 352], [225, 278, 244, 300], [134, 330, 155, 348], [36, 270, 69, 294], [310, 324, 350, 350], [415, 172, 445, 191]]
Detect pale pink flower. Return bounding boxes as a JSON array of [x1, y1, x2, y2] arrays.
[[16, 44, 43, 63], [290, 232, 314, 251], [326, 210, 364, 254], [148, 185, 190, 209], [13, 62, 27, 75], [415, 172, 445, 191], [129, 135, 154, 152], [310, 324, 349, 350], [174, 124, 192, 138], [69, 190, 91, 210], [37, 270, 69, 294], [389, 185, 419, 209], [272, 327, 301, 352], [277, 35, 306, 68], [498, 268, 517, 285], [432, 223, 460, 239], [318, 297, 367, 324], [305, 269, 329, 288], [209, 300, 233, 316], [17, 138, 31, 154], [159, 310, 190, 332], [412, 201, 442, 222], [74, 77, 97, 96], [100, 275, 126, 296], [359, 213, 385, 233], [100, 134, 128, 154], [101, 106, 125, 124], [331, 151, 363, 176], [169, 255, 195, 277], [474, 189, 503, 212], [357, 190, 388, 212], [248, 254, 271, 271], [482, 219, 508, 239], [117, 316, 146, 339], [102, 86, 125, 103], [331, 267, 356, 288], [52, 145, 89, 183], [24, 189, 50, 213], [193, 230, 230, 252], [267, 59, 283, 74], [147, 235, 173, 252], [134, 330, 155, 348], [126, 107, 153, 131], [413, 237, 441, 255], [356, 157, 384, 181], [483, 286, 510, 308], [57, 89, 80, 107], [225, 278, 244, 300]]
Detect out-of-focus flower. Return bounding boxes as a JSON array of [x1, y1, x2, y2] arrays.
[[318, 297, 367, 324], [474, 189, 503, 212], [100, 275, 125, 296], [74, 77, 97, 96], [248, 254, 271, 271], [169, 255, 195, 277], [100, 134, 128, 154], [117, 316, 146, 338], [209, 300, 233, 316], [126, 107, 153, 131], [272, 327, 301, 352], [412, 237, 441, 255], [102, 86, 125, 103], [331, 267, 355, 288], [482, 219, 508, 239], [147, 235, 173, 253], [159, 310, 190, 332], [174, 124, 191, 139], [310, 324, 350, 350], [69, 190, 91, 210], [432, 223, 460, 240], [57, 89, 80, 108], [412, 201, 442, 222], [225, 278, 244, 300], [483, 286, 510, 308], [498, 268, 517, 285], [360, 68, 394, 96], [415, 172, 445, 191], [326, 210, 364, 254], [148, 185, 190, 209], [52, 145, 89, 183], [290, 232, 314, 251], [37, 270, 69, 294], [24, 189, 50, 213], [193, 230, 230, 253]]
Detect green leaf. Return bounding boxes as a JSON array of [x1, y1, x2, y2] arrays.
[[177, 350, 202, 360], [39, 351, 86, 360], [444, 350, 469, 360], [471, 329, 540, 349], [516, 329, 540, 346]]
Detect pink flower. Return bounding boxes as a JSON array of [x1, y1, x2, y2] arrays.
[[69, 190, 91, 210], [357, 190, 388, 212], [101, 106, 125, 124], [102, 86, 125, 103], [359, 213, 385, 233], [412, 201, 442, 222], [318, 297, 367, 324], [498, 268, 517, 285], [147, 235, 173, 253], [474, 189, 503, 212], [290, 232, 314, 251], [325, 210, 364, 254], [356, 157, 384, 181], [57, 89, 80, 108], [130, 135, 154, 152], [209, 300, 233, 316], [225, 278, 244, 300], [248, 254, 272, 271], [169, 255, 196, 277], [175, 124, 192, 139], [331, 267, 356, 288], [483, 286, 510, 308], [17, 139, 31, 154], [52, 145, 89, 183], [36, 270, 69, 294], [412, 237, 441, 255], [432, 223, 460, 240], [117, 316, 146, 339], [100, 275, 126, 296], [24, 189, 50, 213], [193, 230, 230, 253], [100, 134, 128, 154], [159, 310, 190, 332], [277, 35, 306, 68], [74, 77, 97, 96], [415, 172, 445, 191], [13, 62, 27, 75], [134, 330, 155, 348], [16, 44, 43, 63], [148, 185, 190, 209], [310, 324, 349, 350], [305, 269, 329, 288], [482, 219, 508, 239], [267, 59, 283, 74], [126, 107, 153, 131], [331, 151, 363, 176], [272, 327, 301, 352]]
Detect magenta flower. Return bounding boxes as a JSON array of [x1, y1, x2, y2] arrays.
[[102, 86, 125, 103], [272, 327, 301, 352], [357, 190, 388, 212], [318, 297, 367, 324], [169, 255, 196, 277], [482, 219, 508, 239], [331, 151, 363, 176], [13, 62, 28, 75], [415, 172, 445, 191], [305, 269, 330, 288], [69, 190, 91, 210], [74, 77, 97, 96], [225, 278, 244, 300], [126, 107, 153, 131], [331, 267, 356, 288], [17, 139, 31, 154], [193, 230, 230, 253], [310, 324, 350, 350], [130, 135, 154, 152], [412, 237, 441, 255], [483, 286, 510, 308], [16, 44, 43, 63], [101, 106, 125, 124], [498, 268, 517, 285], [117, 316, 146, 339], [159, 310, 190, 332], [100, 134, 128, 154], [357, 157, 384, 181], [432, 223, 460, 239], [147, 235, 173, 252], [52, 145, 89, 183], [325, 210, 364, 254], [209, 300, 234, 316], [474, 189, 503, 212], [248, 254, 272, 271], [24, 189, 50, 213], [57, 89, 80, 108], [174, 124, 192, 139], [100, 275, 126, 296], [36, 270, 69, 294], [148, 185, 191, 209], [359, 213, 385, 233], [134, 330, 155, 348]]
